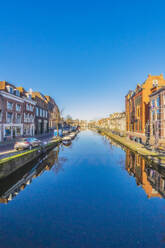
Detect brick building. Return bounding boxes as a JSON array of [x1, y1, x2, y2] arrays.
[[32, 92, 49, 135], [45, 96, 60, 130], [0, 81, 24, 141], [17, 87, 36, 136], [149, 87, 165, 146], [0, 94, 3, 142], [109, 112, 126, 132], [125, 74, 165, 143]]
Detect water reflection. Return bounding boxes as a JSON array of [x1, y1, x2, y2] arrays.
[[103, 133, 165, 199], [0, 146, 61, 204], [1, 131, 165, 247], [125, 149, 162, 199]]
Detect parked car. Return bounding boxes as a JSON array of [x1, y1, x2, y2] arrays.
[[26, 138, 43, 148], [14, 138, 42, 150], [14, 138, 30, 150]]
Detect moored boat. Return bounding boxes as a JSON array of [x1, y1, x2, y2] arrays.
[[62, 136, 72, 145]]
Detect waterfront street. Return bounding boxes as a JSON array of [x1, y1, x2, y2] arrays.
[[0, 133, 54, 159], [1, 1, 165, 247], [0, 130, 165, 248]]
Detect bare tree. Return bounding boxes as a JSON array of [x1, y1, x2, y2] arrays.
[[55, 107, 64, 136]]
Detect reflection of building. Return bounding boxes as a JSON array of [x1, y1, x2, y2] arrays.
[[0, 148, 60, 204], [146, 166, 165, 198], [125, 149, 161, 198]]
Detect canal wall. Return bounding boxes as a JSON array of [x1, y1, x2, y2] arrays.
[[96, 128, 165, 166], [0, 138, 61, 179]]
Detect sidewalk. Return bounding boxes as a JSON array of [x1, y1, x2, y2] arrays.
[[97, 128, 165, 164]]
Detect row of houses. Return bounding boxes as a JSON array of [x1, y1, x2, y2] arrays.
[[0, 81, 60, 142], [90, 74, 165, 147], [125, 74, 165, 146], [89, 112, 126, 134]]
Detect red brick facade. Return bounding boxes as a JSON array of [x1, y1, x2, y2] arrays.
[[125, 74, 165, 143], [0, 81, 24, 141]]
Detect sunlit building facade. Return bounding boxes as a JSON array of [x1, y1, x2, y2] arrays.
[[125, 74, 165, 143]]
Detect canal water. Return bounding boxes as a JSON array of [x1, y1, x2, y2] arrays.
[[0, 130, 165, 248]]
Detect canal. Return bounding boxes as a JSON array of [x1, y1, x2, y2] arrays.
[[0, 130, 165, 248]]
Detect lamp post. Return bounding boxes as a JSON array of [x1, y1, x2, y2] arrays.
[[145, 120, 150, 146], [154, 120, 159, 150]]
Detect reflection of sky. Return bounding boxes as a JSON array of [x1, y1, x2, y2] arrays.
[[1, 1, 165, 119], [1, 131, 165, 247]]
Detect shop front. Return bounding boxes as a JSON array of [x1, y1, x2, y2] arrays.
[[23, 124, 35, 136], [3, 124, 23, 141], [0, 125, 2, 142]]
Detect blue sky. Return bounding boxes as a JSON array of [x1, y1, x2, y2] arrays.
[[0, 0, 165, 120]]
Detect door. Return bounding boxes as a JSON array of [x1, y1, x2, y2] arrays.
[[0, 126, 2, 142]]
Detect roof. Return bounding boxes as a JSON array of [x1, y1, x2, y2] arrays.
[[149, 86, 165, 97]]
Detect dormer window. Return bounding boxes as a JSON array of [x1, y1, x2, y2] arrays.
[[28, 94, 32, 100], [7, 86, 14, 94], [0, 109, 2, 121], [15, 90, 20, 97], [152, 80, 158, 87]]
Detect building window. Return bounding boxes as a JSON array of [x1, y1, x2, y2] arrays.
[[7, 101, 13, 110], [26, 104, 30, 111], [16, 113, 21, 123], [16, 127, 21, 136], [36, 107, 39, 116], [152, 110, 155, 121], [44, 110, 46, 117], [40, 108, 43, 117], [153, 124, 155, 136], [156, 96, 160, 107], [30, 114, 34, 122], [157, 109, 160, 120], [153, 80, 158, 87], [151, 99, 155, 108], [139, 120, 142, 131], [135, 122, 137, 131], [6, 112, 13, 123], [0, 110, 2, 121], [30, 105, 33, 111], [15, 90, 20, 97], [16, 104, 21, 112], [7, 86, 14, 94], [27, 94, 32, 100], [5, 126, 12, 137]]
